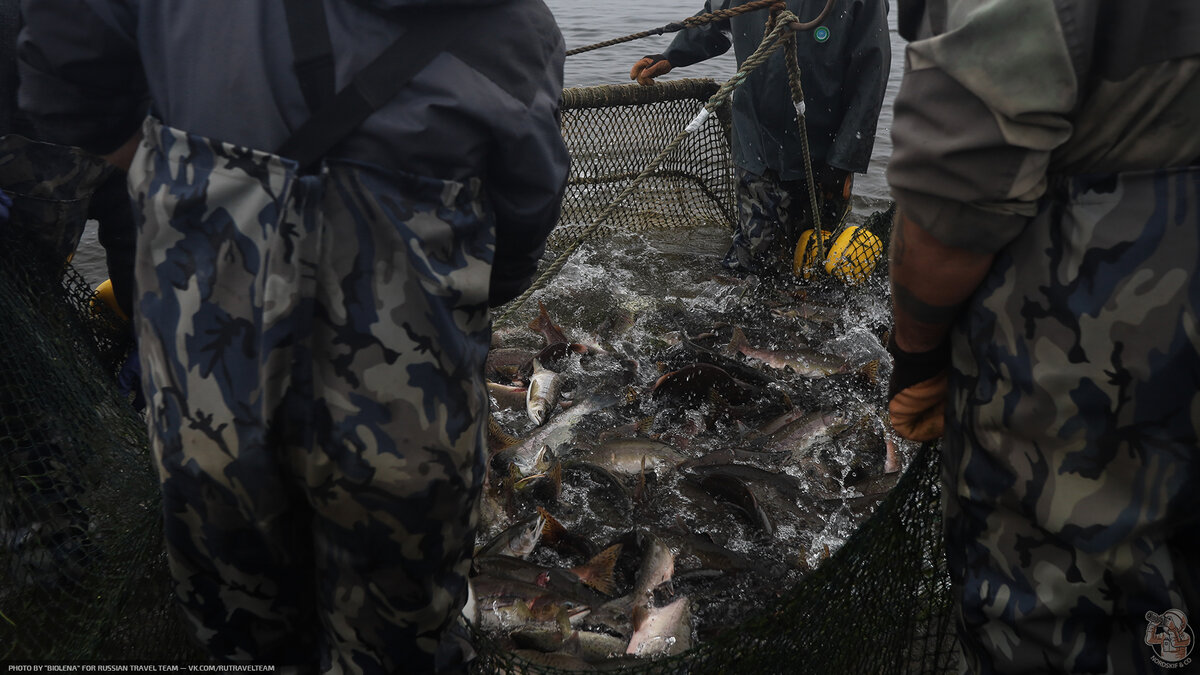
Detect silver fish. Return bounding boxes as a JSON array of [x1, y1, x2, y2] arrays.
[[727, 326, 853, 378], [494, 393, 620, 473], [511, 627, 629, 665], [626, 596, 692, 658], [631, 529, 675, 605], [478, 512, 547, 559], [572, 438, 687, 478], [526, 358, 565, 426], [488, 381, 529, 412]]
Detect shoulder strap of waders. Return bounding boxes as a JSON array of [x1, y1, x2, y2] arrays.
[[277, 0, 459, 172]]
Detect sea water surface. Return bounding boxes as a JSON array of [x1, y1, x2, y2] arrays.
[[72, 2, 907, 287]]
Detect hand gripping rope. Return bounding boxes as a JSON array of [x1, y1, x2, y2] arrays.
[[496, 0, 836, 327]]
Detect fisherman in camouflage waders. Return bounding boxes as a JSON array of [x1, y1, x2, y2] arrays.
[[886, 1, 1200, 673], [18, 0, 569, 672], [629, 0, 890, 278]]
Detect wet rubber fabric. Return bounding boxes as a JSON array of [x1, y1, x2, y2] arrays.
[[721, 167, 848, 277], [945, 166, 1200, 674], [129, 117, 490, 672]]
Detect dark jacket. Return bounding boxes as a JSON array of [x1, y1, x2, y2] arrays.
[[887, 0, 1200, 253], [663, 0, 890, 179], [0, 0, 31, 137], [16, 0, 569, 304]]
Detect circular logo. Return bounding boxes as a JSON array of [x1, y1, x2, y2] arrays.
[[1146, 609, 1195, 668], [813, 26, 831, 43]]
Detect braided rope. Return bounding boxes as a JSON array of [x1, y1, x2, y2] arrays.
[[565, 0, 781, 57], [782, 27, 826, 263], [495, 11, 802, 327]]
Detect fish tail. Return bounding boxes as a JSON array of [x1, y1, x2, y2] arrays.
[[538, 506, 568, 545], [572, 543, 623, 596], [727, 325, 749, 355], [487, 416, 520, 453], [528, 300, 552, 334], [858, 359, 880, 385]]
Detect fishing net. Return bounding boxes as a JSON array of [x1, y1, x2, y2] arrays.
[[471, 441, 954, 674], [553, 79, 737, 245], [0, 199, 199, 659], [0, 78, 953, 672]]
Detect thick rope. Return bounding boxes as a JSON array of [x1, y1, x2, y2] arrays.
[[565, 0, 782, 57], [495, 11, 803, 327], [782, 24, 826, 264]]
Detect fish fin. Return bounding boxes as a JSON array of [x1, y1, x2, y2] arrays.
[[707, 388, 729, 411], [537, 506, 567, 545], [500, 473, 518, 519], [727, 325, 749, 355], [528, 301, 569, 345], [858, 359, 880, 385], [487, 416, 520, 454], [633, 457, 648, 504], [528, 301, 551, 334], [572, 543, 623, 596], [631, 603, 650, 631], [548, 461, 563, 502], [633, 415, 655, 434]]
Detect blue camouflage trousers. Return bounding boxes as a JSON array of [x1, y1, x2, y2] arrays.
[[946, 166, 1200, 674], [128, 118, 491, 673]]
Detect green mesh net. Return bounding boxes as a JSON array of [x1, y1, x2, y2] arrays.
[[0, 78, 953, 672]]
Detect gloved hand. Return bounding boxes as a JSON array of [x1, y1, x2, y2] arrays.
[[630, 54, 673, 86], [0, 190, 12, 224], [887, 334, 949, 441]]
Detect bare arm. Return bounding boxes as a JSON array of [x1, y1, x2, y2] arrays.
[[888, 211, 994, 352], [101, 131, 142, 172]]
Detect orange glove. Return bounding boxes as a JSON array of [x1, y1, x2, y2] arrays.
[[889, 371, 947, 441], [886, 334, 949, 442], [630, 54, 673, 86]]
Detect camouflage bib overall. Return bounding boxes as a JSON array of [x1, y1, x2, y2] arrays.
[[945, 166, 1200, 674], [128, 117, 490, 671]]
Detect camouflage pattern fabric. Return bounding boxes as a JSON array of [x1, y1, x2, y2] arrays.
[[128, 117, 491, 673], [0, 133, 112, 268], [721, 167, 850, 277], [945, 166, 1200, 674]]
